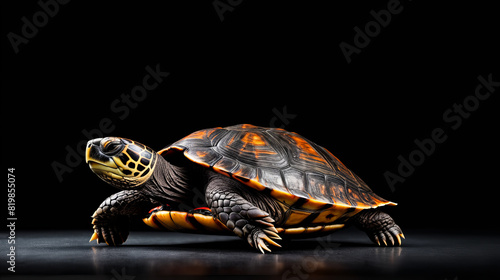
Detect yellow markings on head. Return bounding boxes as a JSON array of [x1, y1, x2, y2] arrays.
[[86, 137, 157, 189]]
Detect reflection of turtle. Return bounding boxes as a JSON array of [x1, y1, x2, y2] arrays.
[[87, 124, 404, 253]]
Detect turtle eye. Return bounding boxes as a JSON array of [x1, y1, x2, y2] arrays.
[[102, 139, 123, 155]]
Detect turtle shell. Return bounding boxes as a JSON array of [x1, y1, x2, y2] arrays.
[[159, 124, 395, 226]]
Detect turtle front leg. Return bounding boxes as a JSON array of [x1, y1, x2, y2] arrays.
[[354, 209, 405, 246], [90, 190, 157, 246], [205, 176, 282, 254]]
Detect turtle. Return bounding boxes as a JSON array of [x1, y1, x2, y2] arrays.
[[86, 124, 404, 253]]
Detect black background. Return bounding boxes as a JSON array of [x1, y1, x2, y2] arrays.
[[2, 1, 498, 232]]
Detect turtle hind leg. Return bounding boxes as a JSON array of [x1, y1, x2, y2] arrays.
[[205, 175, 282, 253], [354, 209, 405, 246]]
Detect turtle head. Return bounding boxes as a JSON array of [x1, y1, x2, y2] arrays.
[[86, 137, 158, 190]]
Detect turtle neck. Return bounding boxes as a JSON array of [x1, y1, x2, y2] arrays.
[[140, 151, 206, 209]]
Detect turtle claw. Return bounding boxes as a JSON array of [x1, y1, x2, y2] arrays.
[[371, 225, 404, 247], [255, 219, 275, 228], [90, 215, 129, 246], [89, 232, 99, 243], [261, 233, 282, 248], [386, 232, 395, 246], [257, 239, 272, 254], [382, 239, 388, 246], [357, 210, 404, 247], [395, 234, 402, 246], [263, 228, 282, 240], [246, 226, 282, 254], [397, 233, 406, 246]]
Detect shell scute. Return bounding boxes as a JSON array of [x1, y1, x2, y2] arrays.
[[257, 168, 287, 193], [281, 168, 309, 199], [213, 156, 238, 174], [215, 129, 287, 168], [184, 147, 222, 168], [306, 173, 333, 204], [325, 177, 351, 207], [231, 163, 257, 183]]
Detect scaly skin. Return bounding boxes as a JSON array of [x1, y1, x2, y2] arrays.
[[90, 190, 158, 245], [353, 209, 405, 246], [205, 174, 283, 253]]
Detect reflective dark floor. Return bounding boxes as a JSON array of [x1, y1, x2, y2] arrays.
[[2, 228, 499, 280]]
